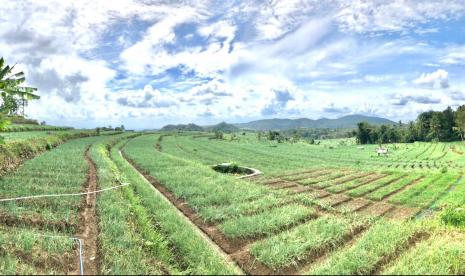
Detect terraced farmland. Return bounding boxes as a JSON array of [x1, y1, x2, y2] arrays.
[[1, 131, 465, 274]]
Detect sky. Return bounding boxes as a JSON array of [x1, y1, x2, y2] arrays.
[[1, 0, 465, 129]]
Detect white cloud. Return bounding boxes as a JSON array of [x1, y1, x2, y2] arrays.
[[413, 69, 449, 89], [1, 0, 465, 128]]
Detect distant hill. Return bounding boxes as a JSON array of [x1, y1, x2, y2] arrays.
[[205, 122, 240, 133], [235, 115, 395, 131], [160, 123, 203, 132]]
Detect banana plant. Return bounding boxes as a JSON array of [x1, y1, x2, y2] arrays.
[[0, 57, 39, 100]]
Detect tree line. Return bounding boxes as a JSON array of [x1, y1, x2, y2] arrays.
[[356, 106, 465, 144]]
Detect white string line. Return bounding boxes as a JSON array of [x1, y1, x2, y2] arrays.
[[0, 183, 130, 202]]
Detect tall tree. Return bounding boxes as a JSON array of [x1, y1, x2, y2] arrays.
[[455, 105, 465, 141], [441, 106, 456, 141], [430, 112, 442, 141]]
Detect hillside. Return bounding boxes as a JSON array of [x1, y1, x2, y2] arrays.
[[235, 115, 395, 131], [160, 123, 203, 132], [205, 122, 240, 133]]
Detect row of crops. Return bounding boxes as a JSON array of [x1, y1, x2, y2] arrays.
[[1, 131, 465, 274], [120, 134, 465, 274], [159, 134, 465, 173], [0, 132, 239, 274]]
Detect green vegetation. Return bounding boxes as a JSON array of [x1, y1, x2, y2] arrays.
[[0, 136, 102, 230], [110, 139, 240, 275], [1, 125, 465, 275], [356, 106, 464, 144], [0, 226, 75, 274], [219, 204, 314, 239], [251, 216, 359, 270], [308, 220, 422, 275], [383, 232, 465, 275], [440, 207, 465, 228]]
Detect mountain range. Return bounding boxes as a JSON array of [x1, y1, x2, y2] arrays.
[[234, 115, 395, 130], [160, 115, 396, 132]]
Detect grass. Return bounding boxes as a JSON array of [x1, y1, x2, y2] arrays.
[[91, 136, 179, 275], [433, 176, 465, 209], [112, 138, 241, 275], [123, 135, 280, 209], [326, 174, 383, 193], [365, 174, 422, 201], [0, 226, 75, 274], [308, 219, 422, 275], [219, 204, 315, 239], [198, 193, 300, 223], [383, 232, 465, 275], [388, 174, 444, 206], [347, 173, 404, 197], [0, 136, 104, 230], [250, 215, 361, 270]]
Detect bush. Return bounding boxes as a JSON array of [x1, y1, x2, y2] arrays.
[[441, 207, 465, 228]]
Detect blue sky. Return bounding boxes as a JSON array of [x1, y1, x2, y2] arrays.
[[1, 0, 465, 129]]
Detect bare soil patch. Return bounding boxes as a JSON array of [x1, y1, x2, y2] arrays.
[[0, 212, 73, 233], [317, 194, 351, 207], [74, 149, 100, 275], [267, 181, 298, 190], [337, 198, 371, 212], [385, 207, 421, 220], [360, 202, 394, 217]]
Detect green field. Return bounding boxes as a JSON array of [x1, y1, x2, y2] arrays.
[[1, 131, 465, 274]]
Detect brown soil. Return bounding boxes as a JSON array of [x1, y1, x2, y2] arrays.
[[0, 247, 75, 273], [337, 198, 371, 212], [155, 141, 162, 151], [360, 202, 394, 217], [386, 206, 421, 220], [73, 148, 100, 275], [259, 178, 286, 185], [286, 170, 331, 181], [0, 212, 74, 233], [288, 185, 314, 194], [267, 181, 298, 190], [331, 172, 372, 186], [277, 168, 321, 178], [317, 194, 351, 207]]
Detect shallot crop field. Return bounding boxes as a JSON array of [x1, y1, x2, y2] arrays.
[[1, 130, 465, 275]]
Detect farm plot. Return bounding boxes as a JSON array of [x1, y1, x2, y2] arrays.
[[0, 136, 103, 232], [118, 135, 400, 273], [114, 133, 465, 275], [160, 134, 465, 173], [0, 135, 123, 274], [5, 131, 463, 275]]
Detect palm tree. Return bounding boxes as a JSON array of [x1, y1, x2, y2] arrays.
[[0, 57, 39, 116]]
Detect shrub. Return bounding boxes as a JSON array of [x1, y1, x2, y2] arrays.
[[441, 207, 465, 228]]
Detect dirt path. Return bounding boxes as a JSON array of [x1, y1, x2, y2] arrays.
[[74, 148, 100, 275]]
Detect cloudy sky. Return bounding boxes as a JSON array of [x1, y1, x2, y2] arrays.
[[2, 0, 465, 129]]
